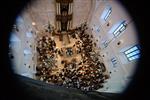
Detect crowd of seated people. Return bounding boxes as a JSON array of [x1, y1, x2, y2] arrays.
[[35, 23, 109, 91]]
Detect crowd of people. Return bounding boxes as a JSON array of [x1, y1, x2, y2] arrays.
[[35, 23, 109, 91]]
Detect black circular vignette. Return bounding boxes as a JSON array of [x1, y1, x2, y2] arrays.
[[118, 0, 149, 100], [0, 0, 149, 100]]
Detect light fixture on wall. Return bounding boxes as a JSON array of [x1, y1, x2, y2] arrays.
[[117, 41, 121, 45], [13, 24, 19, 32], [102, 53, 107, 57], [107, 20, 111, 27], [32, 22, 36, 26], [117, 40, 123, 46], [106, 22, 110, 26]]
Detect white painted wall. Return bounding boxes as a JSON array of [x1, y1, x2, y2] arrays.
[[10, 13, 37, 79], [72, 0, 92, 28], [10, 0, 140, 93], [89, 0, 139, 93]]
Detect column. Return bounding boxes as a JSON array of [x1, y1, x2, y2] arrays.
[[56, 21, 59, 31], [70, 20, 72, 29], [68, 21, 70, 30], [68, 3, 70, 14], [67, 21, 69, 30], [56, 3, 58, 15], [59, 22, 61, 31], [70, 3, 72, 14], [58, 3, 60, 15]]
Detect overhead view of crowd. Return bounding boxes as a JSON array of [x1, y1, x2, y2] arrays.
[[35, 23, 109, 91]]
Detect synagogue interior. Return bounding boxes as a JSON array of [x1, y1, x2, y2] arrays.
[[9, 0, 141, 93]]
